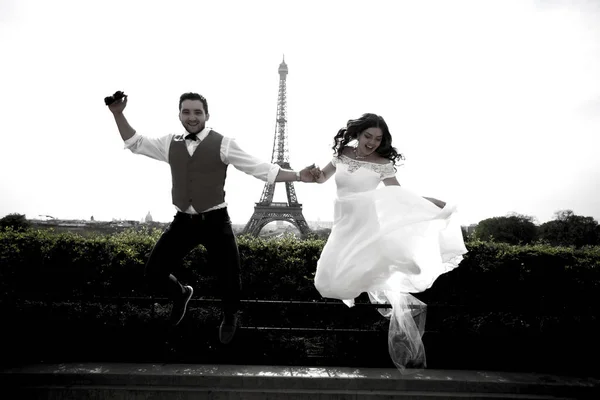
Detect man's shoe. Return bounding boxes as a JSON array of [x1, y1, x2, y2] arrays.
[[219, 313, 238, 344], [170, 285, 193, 326]]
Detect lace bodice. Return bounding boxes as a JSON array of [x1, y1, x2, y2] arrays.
[[332, 155, 397, 197]]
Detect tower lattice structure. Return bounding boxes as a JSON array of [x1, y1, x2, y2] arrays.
[[242, 58, 311, 237]]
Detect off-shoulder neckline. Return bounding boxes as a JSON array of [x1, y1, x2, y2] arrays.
[[339, 154, 391, 166]]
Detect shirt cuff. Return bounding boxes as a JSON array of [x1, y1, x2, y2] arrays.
[[123, 132, 141, 149], [266, 164, 281, 184]]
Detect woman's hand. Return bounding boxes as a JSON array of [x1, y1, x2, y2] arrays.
[[310, 166, 325, 183]]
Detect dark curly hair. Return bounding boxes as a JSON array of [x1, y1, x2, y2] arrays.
[[332, 113, 404, 164], [179, 92, 209, 115]]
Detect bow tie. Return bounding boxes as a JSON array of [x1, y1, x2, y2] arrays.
[[185, 133, 198, 141]]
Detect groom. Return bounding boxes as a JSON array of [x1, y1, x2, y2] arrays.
[[107, 91, 315, 344]]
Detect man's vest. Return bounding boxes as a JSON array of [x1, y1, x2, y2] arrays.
[[169, 130, 228, 212]]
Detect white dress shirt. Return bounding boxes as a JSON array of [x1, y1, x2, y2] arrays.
[[124, 127, 280, 214]]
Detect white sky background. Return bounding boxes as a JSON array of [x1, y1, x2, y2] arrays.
[[1, 0, 599, 226]]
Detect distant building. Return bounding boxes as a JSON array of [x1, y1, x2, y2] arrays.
[[145, 212, 153, 223], [464, 224, 478, 235], [308, 220, 333, 229], [33, 215, 56, 222]]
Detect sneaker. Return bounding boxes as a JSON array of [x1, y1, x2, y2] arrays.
[[170, 285, 193, 326], [219, 312, 239, 344]]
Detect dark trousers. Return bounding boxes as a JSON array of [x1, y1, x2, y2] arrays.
[[144, 208, 241, 315]]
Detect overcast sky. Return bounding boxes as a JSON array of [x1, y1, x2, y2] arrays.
[[1, 0, 599, 226]]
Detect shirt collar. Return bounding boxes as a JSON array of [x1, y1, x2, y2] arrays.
[[197, 126, 211, 141], [185, 126, 211, 141]]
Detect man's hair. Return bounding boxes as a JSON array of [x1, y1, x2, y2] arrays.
[[179, 92, 208, 115]]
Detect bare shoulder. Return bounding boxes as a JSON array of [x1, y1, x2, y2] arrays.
[[373, 155, 391, 165], [341, 147, 354, 157]]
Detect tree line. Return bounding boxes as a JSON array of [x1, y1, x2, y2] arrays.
[[2, 210, 599, 248], [467, 210, 600, 248]]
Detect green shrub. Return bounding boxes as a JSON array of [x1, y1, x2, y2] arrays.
[[1, 229, 599, 373]]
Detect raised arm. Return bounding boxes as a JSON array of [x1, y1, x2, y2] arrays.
[[106, 91, 170, 163], [107, 93, 136, 141]]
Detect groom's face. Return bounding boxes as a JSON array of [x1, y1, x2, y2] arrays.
[[179, 99, 209, 134]]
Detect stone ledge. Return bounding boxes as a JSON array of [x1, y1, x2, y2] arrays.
[[1, 363, 598, 399]]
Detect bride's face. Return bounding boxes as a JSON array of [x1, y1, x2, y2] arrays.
[[356, 128, 383, 156]]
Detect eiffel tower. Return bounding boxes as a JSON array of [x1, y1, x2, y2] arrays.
[[242, 58, 311, 237]]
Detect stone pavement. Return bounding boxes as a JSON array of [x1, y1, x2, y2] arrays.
[[1, 362, 598, 399]]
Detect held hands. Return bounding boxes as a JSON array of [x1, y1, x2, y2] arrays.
[[299, 164, 318, 182], [309, 165, 325, 183], [105, 90, 127, 114]]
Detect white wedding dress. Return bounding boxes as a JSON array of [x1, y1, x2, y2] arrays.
[[314, 154, 468, 372]]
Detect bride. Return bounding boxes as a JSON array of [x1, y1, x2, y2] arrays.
[[309, 113, 467, 372]]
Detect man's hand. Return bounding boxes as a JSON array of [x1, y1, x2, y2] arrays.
[[106, 90, 136, 141], [106, 91, 128, 115], [299, 164, 317, 182]]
